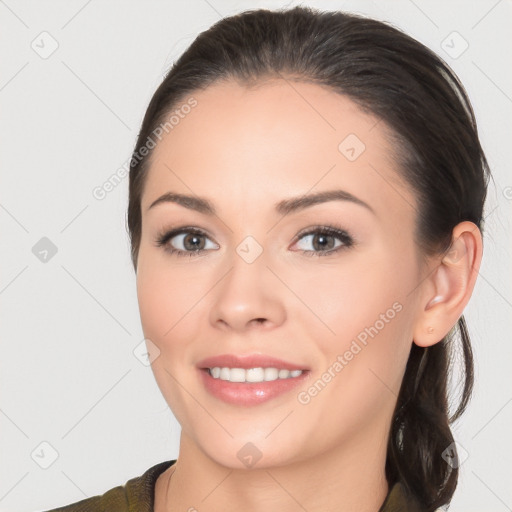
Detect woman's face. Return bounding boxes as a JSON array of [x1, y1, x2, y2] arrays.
[[136, 78, 426, 469]]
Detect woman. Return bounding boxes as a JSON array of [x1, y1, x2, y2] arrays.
[[44, 5, 489, 512]]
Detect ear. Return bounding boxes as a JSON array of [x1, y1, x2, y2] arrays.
[[413, 221, 483, 347]]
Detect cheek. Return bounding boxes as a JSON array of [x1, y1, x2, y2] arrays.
[[136, 260, 208, 427], [136, 254, 207, 343], [290, 271, 414, 440], [292, 246, 417, 382], [292, 252, 412, 335]]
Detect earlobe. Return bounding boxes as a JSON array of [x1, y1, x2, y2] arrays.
[[413, 221, 483, 348]]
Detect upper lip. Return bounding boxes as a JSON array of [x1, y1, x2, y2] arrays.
[[197, 353, 309, 371]]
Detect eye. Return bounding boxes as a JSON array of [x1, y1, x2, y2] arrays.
[[293, 225, 354, 257], [155, 227, 218, 257], [155, 224, 354, 258]]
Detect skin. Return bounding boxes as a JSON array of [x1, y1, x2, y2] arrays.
[[135, 78, 482, 512]]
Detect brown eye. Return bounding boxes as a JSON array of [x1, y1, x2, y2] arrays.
[[155, 228, 218, 257], [294, 226, 353, 257], [181, 233, 206, 251]]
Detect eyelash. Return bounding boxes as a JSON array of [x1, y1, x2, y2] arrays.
[[154, 224, 354, 258]]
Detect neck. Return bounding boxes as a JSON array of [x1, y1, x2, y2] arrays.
[[161, 430, 390, 512]]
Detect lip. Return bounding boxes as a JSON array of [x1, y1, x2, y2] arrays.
[[196, 353, 311, 406], [198, 367, 310, 406], [196, 353, 309, 371]]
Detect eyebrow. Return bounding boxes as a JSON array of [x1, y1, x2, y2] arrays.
[[147, 189, 375, 216]]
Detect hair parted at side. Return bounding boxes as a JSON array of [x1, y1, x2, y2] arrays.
[[126, 6, 489, 510]]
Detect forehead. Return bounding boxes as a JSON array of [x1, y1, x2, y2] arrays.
[[141, 78, 415, 219]]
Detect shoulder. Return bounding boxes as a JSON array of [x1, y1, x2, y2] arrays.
[[42, 460, 176, 512]]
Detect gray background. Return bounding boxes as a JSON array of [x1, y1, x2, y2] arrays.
[[1, 1, 510, 511]]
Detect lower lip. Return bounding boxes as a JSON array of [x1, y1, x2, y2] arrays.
[[198, 368, 310, 406]]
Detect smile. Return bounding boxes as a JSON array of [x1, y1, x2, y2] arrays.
[[208, 367, 304, 382]]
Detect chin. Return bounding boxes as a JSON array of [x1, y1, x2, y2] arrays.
[[191, 429, 307, 471]]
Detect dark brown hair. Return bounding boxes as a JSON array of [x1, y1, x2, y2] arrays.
[[126, 6, 489, 510]]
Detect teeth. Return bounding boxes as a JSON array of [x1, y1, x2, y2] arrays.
[[208, 367, 304, 383]]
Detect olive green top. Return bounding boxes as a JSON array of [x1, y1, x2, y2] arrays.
[[42, 459, 425, 511]]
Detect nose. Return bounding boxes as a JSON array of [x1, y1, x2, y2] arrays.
[[209, 249, 286, 333]]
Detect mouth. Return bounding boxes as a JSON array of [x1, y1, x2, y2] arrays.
[[205, 366, 305, 382], [196, 353, 310, 406]]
